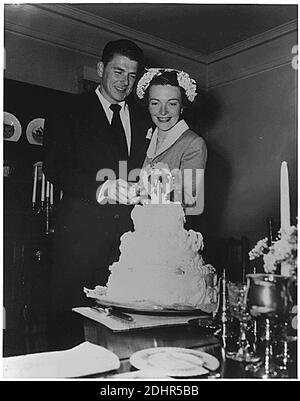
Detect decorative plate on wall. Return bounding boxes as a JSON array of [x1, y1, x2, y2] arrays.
[[26, 118, 45, 146], [4, 112, 22, 142]]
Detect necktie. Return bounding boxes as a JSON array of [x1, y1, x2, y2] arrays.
[[110, 104, 128, 161]]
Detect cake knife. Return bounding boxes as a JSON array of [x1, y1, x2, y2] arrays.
[[90, 305, 134, 322]]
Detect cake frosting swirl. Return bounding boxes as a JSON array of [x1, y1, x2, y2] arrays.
[[104, 202, 218, 310]]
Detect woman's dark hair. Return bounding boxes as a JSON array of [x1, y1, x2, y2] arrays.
[[101, 39, 144, 69], [142, 71, 189, 108]]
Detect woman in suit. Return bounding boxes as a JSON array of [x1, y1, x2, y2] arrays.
[[135, 68, 207, 215]]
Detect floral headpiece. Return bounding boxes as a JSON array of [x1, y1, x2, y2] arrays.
[[136, 68, 197, 102]]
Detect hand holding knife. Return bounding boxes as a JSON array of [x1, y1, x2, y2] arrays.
[[90, 305, 134, 322]]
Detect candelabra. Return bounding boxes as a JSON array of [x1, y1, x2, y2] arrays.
[[212, 269, 234, 340], [31, 163, 61, 235], [32, 197, 55, 235]]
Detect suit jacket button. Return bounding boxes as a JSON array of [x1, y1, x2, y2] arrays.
[[114, 214, 120, 219]]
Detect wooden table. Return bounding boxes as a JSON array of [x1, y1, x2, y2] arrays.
[[80, 316, 297, 379], [83, 316, 219, 359]]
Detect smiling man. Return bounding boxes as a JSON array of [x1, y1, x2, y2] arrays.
[[97, 53, 138, 104], [43, 39, 151, 349]]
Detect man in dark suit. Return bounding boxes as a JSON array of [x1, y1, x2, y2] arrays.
[[43, 39, 150, 349]]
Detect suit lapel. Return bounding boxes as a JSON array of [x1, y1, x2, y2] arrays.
[[82, 94, 150, 172], [86, 92, 120, 161], [146, 120, 189, 160]]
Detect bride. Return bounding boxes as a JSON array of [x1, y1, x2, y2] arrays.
[[134, 68, 207, 215]]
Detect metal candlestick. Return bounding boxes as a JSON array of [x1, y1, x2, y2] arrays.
[[245, 274, 290, 378], [225, 281, 261, 362], [213, 269, 234, 338], [45, 197, 50, 235], [32, 186, 56, 235], [274, 276, 297, 370]]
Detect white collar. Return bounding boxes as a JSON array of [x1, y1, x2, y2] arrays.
[[147, 119, 189, 159], [95, 86, 126, 112]]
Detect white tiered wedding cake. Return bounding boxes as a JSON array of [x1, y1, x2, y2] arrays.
[[104, 202, 217, 310], [85, 165, 218, 312]]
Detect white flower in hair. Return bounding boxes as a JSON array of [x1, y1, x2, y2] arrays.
[[136, 68, 162, 100], [177, 71, 197, 102], [136, 68, 197, 102]]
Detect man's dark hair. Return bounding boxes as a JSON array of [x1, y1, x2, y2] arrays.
[[102, 39, 144, 68]]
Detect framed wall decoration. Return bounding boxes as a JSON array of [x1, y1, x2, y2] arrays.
[[4, 112, 22, 142], [26, 118, 45, 146]]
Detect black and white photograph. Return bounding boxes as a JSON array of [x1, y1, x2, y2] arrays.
[[2, 1, 298, 383]]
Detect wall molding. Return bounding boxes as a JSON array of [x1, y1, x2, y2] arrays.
[[4, 20, 103, 59], [40, 3, 207, 64], [206, 19, 298, 64], [10, 4, 296, 68], [4, 4, 298, 91], [207, 29, 297, 89], [4, 3, 206, 65], [208, 57, 294, 90]]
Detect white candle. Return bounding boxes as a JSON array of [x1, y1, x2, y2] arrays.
[[222, 269, 226, 308], [41, 173, 45, 202], [46, 181, 50, 199], [60, 190, 63, 200], [280, 161, 290, 231], [50, 183, 54, 205], [32, 165, 38, 203]]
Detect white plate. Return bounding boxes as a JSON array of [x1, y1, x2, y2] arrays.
[[3, 112, 22, 142], [26, 118, 45, 145], [130, 347, 220, 377]]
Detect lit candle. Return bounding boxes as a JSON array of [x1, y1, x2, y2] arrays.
[[41, 173, 45, 202], [32, 165, 38, 203], [280, 161, 290, 232], [46, 180, 50, 199], [50, 183, 54, 205]]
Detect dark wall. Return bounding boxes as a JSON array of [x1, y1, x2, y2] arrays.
[[202, 64, 297, 246], [4, 79, 73, 212]]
